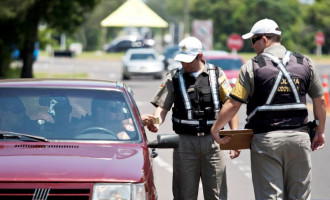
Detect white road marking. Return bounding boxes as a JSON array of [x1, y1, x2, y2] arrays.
[[154, 157, 173, 173]]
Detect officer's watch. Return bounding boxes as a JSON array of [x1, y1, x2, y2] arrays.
[[315, 119, 320, 126]]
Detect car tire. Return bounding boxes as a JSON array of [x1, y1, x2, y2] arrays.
[[122, 74, 130, 80], [154, 74, 163, 80]]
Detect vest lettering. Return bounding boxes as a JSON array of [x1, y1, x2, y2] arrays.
[[246, 52, 309, 133]]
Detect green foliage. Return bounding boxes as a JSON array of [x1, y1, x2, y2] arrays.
[[73, 0, 125, 51], [0, 0, 101, 78], [304, 0, 330, 53]]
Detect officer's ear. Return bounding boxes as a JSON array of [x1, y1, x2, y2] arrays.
[[197, 53, 203, 60]]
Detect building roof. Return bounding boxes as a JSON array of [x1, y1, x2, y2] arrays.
[[100, 0, 168, 28]]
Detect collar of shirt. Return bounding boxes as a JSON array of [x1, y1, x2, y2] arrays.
[[179, 63, 209, 75], [263, 43, 287, 59]]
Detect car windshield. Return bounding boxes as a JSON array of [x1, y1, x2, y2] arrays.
[[130, 53, 156, 60], [206, 58, 243, 70], [0, 88, 141, 142], [164, 46, 180, 59]]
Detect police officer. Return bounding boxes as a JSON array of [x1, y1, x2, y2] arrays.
[[147, 36, 239, 200], [210, 18, 326, 200]]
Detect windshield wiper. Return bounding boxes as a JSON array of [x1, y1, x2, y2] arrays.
[[0, 131, 49, 142]]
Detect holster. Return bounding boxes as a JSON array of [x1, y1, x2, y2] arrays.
[[307, 120, 317, 141]]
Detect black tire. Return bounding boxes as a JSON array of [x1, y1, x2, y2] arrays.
[[122, 74, 130, 80]]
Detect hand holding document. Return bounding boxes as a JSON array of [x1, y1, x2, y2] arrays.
[[218, 129, 253, 150]]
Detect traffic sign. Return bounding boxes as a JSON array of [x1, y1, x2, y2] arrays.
[[193, 20, 213, 50], [315, 31, 325, 46], [227, 33, 244, 51]]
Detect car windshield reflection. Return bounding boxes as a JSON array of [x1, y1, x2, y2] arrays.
[[206, 59, 243, 70], [0, 88, 140, 142]]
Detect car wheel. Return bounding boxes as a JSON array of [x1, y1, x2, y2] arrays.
[[122, 73, 130, 80], [154, 73, 163, 80]]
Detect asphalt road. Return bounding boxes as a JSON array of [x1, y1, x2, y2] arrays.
[[34, 56, 330, 200]]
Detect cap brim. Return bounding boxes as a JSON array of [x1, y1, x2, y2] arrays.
[[174, 53, 196, 63], [242, 32, 254, 39]]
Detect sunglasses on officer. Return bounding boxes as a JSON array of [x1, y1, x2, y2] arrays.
[[251, 35, 263, 45]]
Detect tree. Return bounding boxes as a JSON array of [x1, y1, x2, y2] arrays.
[[74, 0, 125, 51], [0, 0, 100, 78], [190, 0, 302, 51], [0, 0, 35, 77], [304, 0, 330, 53]]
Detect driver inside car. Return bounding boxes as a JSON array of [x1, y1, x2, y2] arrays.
[[76, 97, 137, 140]]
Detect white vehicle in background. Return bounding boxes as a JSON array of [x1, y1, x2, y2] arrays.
[[122, 48, 165, 80]]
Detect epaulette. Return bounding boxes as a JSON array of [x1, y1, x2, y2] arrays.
[[292, 52, 304, 65], [254, 54, 266, 67], [170, 68, 179, 79]]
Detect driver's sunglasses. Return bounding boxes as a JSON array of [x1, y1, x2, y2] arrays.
[[251, 35, 263, 45]]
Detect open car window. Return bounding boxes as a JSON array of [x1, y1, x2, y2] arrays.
[[0, 88, 141, 142]]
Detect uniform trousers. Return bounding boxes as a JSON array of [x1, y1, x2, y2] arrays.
[[251, 130, 312, 200], [173, 134, 227, 200]]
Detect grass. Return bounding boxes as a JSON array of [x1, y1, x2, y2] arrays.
[[74, 51, 124, 61], [34, 72, 88, 79]]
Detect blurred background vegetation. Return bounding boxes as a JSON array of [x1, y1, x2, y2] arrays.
[[0, 0, 329, 78]]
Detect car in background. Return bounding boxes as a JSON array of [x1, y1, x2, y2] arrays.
[[166, 50, 229, 72], [0, 79, 178, 200], [203, 50, 244, 87], [104, 35, 154, 52], [122, 48, 165, 80], [162, 45, 180, 70]]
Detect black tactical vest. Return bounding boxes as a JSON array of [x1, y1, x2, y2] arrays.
[[171, 66, 221, 135], [246, 52, 310, 133]]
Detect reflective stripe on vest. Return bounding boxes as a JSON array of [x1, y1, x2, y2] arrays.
[[177, 68, 193, 119], [247, 51, 307, 122], [176, 64, 220, 120], [208, 64, 220, 118], [172, 117, 216, 125]]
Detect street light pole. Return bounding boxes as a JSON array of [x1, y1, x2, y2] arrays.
[[184, 0, 189, 36]]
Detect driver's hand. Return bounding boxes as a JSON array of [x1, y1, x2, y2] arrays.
[[141, 114, 156, 126], [147, 124, 159, 133]]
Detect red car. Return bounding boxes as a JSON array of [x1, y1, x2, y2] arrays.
[[204, 51, 245, 88], [0, 79, 177, 200]]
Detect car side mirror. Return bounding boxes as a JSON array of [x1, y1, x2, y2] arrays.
[[147, 134, 179, 149]]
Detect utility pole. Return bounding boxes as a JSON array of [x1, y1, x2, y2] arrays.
[[184, 0, 189, 36]]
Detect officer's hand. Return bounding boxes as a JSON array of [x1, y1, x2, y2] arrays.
[[147, 124, 159, 133], [312, 132, 325, 151], [229, 149, 241, 159]]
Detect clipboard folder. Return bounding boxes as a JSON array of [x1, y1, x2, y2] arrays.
[[218, 129, 253, 150]]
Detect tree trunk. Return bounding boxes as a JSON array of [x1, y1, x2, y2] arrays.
[[20, 0, 44, 78], [0, 45, 11, 78]]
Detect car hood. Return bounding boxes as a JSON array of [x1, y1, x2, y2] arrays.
[[223, 69, 240, 79], [0, 142, 147, 183], [125, 60, 162, 65]]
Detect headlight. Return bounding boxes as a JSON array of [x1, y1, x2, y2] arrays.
[[92, 183, 147, 200]]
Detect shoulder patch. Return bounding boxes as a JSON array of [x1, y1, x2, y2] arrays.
[[292, 52, 304, 65], [254, 54, 266, 67]]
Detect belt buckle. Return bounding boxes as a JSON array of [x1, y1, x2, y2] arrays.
[[197, 132, 205, 137]]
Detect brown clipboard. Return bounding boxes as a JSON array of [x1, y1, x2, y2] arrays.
[[218, 129, 253, 150]]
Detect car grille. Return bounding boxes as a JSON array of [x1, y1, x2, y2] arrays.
[[0, 183, 92, 200]]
